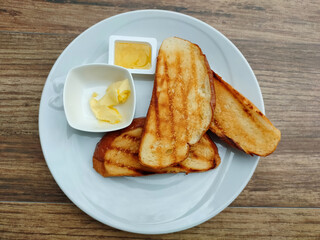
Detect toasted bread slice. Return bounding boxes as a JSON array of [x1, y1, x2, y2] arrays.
[[139, 37, 215, 169], [93, 118, 220, 177], [209, 71, 281, 156]]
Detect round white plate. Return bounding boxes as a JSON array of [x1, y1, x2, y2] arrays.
[[39, 10, 263, 234]]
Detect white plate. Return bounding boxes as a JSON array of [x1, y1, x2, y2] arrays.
[[39, 10, 263, 234]]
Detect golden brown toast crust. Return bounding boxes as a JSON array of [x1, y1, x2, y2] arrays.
[[209, 71, 281, 156], [93, 118, 220, 177], [139, 37, 215, 169]]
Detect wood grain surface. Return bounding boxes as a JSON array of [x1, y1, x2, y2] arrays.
[[1, 0, 319, 239], [1, 203, 320, 239]]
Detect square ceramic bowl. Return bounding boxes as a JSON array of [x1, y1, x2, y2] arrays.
[[108, 35, 157, 74], [63, 64, 136, 132]]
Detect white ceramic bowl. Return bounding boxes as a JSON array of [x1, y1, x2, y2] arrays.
[[108, 35, 157, 74], [63, 64, 136, 132]]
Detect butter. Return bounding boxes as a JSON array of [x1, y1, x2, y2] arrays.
[[114, 42, 151, 69], [90, 79, 131, 124], [105, 79, 131, 105]]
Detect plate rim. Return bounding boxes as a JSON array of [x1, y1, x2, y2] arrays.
[[39, 9, 261, 235]]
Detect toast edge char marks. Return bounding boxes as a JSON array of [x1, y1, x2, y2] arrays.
[[138, 37, 215, 169], [93, 118, 220, 177], [210, 71, 281, 156]]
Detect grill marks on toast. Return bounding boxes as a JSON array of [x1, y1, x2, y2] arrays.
[[139, 37, 214, 169], [190, 46, 199, 133], [177, 52, 190, 148], [209, 72, 281, 156], [153, 66, 161, 140], [176, 133, 220, 172], [106, 147, 138, 156], [164, 55, 178, 167], [93, 118, 220, 177], [182, 51, 190, 140], [104, 129, 142, 170]]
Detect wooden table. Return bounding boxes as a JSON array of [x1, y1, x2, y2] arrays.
[[1, 0, 319, 239]]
